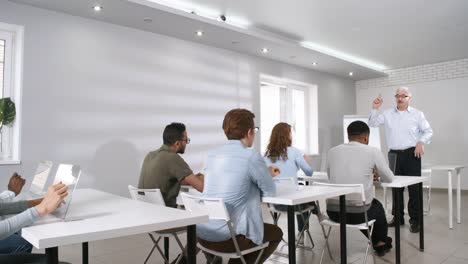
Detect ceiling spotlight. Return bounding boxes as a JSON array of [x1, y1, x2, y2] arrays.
[[92, 5, 103, 11], [261, 48, 269, 54], [196, 30, 204, 37], [312, 62, 318, 66], [143, 18, 153, 23], [217, 15, 227, 22], [349, 72, 354, 76]]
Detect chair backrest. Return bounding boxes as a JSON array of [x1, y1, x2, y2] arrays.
[[312, 181, 366, 203], [274, 177, 296, 185], [128, 185, 166, 206], [181, 192, 230, 221]]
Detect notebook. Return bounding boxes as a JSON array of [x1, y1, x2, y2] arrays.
[[50, 164, 82, 220]]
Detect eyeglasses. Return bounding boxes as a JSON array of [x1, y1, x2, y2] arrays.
[[254, 127, 259, 133], [180, 138, 190, 144], [394, 94, 409, 99]]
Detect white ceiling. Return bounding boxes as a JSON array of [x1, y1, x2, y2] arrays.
[[171, 0, 468, 69], [12, 0, 468, 80]]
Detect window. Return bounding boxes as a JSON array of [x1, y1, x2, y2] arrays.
[[259, 75, 318, 155], [0, 22, 23, 164]]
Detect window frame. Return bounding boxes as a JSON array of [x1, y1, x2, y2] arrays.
[[259, 74, 319, 155], [0, 22, 24, 164]]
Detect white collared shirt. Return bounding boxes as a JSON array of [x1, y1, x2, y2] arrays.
[[327, 141, 394, 211], [369, 106, 433, 150]]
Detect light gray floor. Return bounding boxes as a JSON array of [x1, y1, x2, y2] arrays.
[[34, 189, 468, 263]]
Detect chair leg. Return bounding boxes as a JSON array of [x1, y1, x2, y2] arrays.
[[146, 234, 166, 264], [295, 211, 315, 250], [320, 226, 333, 264], [424, 187, 431, 215], [253, 248, 266, 264], [363, 225, 374, 264], [144, 244, 158, 264], [383, 187, 388, 214]]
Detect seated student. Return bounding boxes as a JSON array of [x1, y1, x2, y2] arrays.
[[326, 121, 394, 256], [264, 122, 315, 235], [197, 109, 283, 264], [0, 173, 26, 203], [0, 183, 68, 254], [139, 122, 204, 208]]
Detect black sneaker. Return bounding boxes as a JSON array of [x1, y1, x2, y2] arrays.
[[385, 237, 393, 250], [388, 218, 405, 227], [410, 223, 420, 233], [374, 245, 387, 257]]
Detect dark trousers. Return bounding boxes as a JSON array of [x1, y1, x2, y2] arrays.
[[198, 223, 283, 264], [327, 199, 388, 245], [389, 148, 421, 225]]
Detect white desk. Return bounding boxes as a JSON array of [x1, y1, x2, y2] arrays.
[[22, 189, 208, 264], [263, 185, 358, 264], [430, 165, 465, 229], [379, 176, 428, 264]]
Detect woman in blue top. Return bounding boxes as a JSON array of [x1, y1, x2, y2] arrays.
[[264, 122, 315, 234]]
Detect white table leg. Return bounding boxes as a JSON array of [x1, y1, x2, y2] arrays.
[[448, 170, 453, 229], [457, 169, 461, 224]]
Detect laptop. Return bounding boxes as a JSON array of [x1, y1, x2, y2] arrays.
[[50, 164, 82, 221], [22, 161, 53, 199]]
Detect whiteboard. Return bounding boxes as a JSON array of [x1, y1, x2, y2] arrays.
[[343, 115, 381, 150]]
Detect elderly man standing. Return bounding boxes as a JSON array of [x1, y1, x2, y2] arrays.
[[369, 87, 433, 233]]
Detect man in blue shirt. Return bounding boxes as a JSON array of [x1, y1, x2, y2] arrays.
[[197, 108, 282, 264]]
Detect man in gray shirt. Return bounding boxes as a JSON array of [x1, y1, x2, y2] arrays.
[[326, 121, 394, 256]]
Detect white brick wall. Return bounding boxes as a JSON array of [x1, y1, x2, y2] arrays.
[[356, 58, 468, 90]]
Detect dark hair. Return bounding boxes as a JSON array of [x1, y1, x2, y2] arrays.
[[265, 123, 292, 162], [222, 109, 255, 140], [163, 122, 186, 145], [347, 121, 370, 140]]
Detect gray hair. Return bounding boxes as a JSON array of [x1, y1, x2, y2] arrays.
[[396, 86, 412, 97]]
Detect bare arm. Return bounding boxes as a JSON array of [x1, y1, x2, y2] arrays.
[[181, 173, 204, 192]]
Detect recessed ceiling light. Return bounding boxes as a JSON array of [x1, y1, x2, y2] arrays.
[[92, 5, 103, 11], [195, 30, 204, 37], [231, 41, 239, 45], [143, 18, 153, 23], [312, 62, 318, 66], [261, 48, 269, 54], [349, 72, 354, 76]]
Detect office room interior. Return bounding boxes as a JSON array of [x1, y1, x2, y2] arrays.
[[0, 0, 467, 264]]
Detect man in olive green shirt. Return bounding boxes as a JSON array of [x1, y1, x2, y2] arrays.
[[139, 123, 203, 208]]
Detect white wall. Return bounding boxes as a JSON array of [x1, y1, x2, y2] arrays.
[[0, 1, 356, 196], [356, 58, 468, 189]]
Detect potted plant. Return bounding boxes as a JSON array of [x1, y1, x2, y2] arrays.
[[0, 97, 16, 152]]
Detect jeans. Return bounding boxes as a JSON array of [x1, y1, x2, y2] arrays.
[[0, 233, 33, 254]]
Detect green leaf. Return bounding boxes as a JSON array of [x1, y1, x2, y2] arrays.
[[0, 97, 16, 126]]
